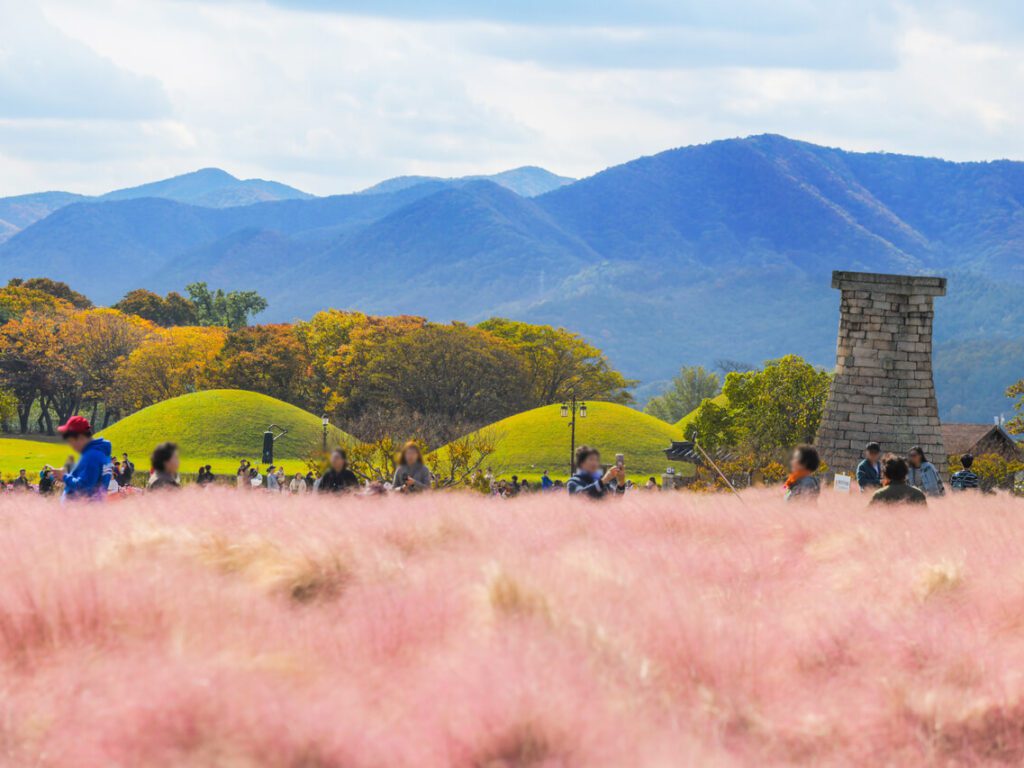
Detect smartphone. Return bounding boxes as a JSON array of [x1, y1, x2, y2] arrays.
[[615, 453, 625, 469]]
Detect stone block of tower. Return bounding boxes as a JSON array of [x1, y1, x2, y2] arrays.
[[816, 271, 947, 475]]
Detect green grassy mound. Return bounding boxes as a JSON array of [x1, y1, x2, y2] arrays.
[[101, 390, 355, 470], [674, 394, 729, 434], [437, 402, 686, 481], [0, 437, 70, 479]]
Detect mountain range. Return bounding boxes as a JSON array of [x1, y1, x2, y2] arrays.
[[1, 135, 1021, 423]]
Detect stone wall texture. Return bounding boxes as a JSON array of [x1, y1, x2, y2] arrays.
[[816, 271, 947, 474]]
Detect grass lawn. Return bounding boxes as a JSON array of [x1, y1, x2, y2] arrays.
[[434, 401, 689, 480], [0, 437, 71, 480]]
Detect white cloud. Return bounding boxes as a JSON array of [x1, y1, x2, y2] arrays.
[[0, 1, 170, 120], [1, 0, 1024, 197]]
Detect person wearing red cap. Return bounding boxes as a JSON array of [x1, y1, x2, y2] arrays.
[[55, 416, 113, 501]]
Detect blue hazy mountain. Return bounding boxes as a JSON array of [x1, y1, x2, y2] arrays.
[[0, 169, 313, 242], [0, 191, 87, 242], [97, 167, 313, 207], [359, 166, 575, 197], [2, 135, 1023, 421]]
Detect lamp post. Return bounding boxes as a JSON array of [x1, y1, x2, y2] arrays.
[[560, 393, 587, 476], [321, 414, 329, 453]]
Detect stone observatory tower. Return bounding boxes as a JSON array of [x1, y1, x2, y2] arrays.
[[816, 271, 947, 475]]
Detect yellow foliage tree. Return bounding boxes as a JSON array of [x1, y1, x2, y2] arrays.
[[112, 326, 227, 413]]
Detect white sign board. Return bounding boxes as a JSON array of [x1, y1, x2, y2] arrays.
[[833, 474, 852, 494]]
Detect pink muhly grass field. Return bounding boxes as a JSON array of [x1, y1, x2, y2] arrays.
[[1, 489, 1024, 766]]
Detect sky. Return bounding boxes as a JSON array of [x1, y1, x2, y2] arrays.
[[2, 0, 1024, 196]]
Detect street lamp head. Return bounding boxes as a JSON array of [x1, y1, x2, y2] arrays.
[[559, 403, 569, 418], [579, 403, 587, 418], [321, 414, 329, 427]]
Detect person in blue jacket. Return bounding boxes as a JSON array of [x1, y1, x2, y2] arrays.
[[55, 415, 113, 501], [856, 441, 883, 491], [540, 470, 553, 491]]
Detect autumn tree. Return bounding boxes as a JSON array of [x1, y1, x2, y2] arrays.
[[114, 289, 197, 327], [341, 323, 528, 445], [477, 318, 633, 405], [325, 314, 427, 417], [293, 309, 369, 409], [0, 389, 17, 433], [54, 308, 153, 426], [1008, 378, 1024, 436], [644, 365, 721, 423], [8, 278, 92, 308], [0, 310, 64, 432], [201, 324, 315, 409], [186, 282, 268, 329], [0, 284, 71, 324], [111, 326, 227, 413]]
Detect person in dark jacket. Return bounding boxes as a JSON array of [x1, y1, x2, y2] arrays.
[[38, 468, 56, 495], [567, 445, 623, 499], [950, 454, 981, 491], [147, 442, 181, 491], [783, 445, 821, 503], [11, 469, 30, 491], [392, 442, 432, 492], [120, 453, 135, 485], [870, 454, 927, 506], [319, 448, 359, 493], [55, 416, 113, 502], [856, 442, 883, 491]]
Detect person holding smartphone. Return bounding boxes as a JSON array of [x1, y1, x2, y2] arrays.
[[567, 445, 624, 499], [392, 442, 433, 492]]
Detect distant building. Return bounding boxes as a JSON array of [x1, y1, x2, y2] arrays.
[[941, 423, 1022, 462]]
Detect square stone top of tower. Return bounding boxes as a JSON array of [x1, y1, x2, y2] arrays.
[[831, 270, 946, 296]]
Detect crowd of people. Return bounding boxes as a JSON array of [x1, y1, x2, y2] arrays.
[[783, 439, 983, 505], [0, 415, 999, 505]]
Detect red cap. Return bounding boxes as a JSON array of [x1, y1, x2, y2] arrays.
[[57, 415, 92, 435]]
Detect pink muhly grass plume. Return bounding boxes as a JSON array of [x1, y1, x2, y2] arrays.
[[0, 487, 1022, 765]]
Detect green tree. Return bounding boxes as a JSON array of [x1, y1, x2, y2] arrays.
[[687, 355, 832, 462], [186, 282, 268, 329], [476, 318, 633, 405], [687, 397, 739, 452], [644, 365, 721, 423]]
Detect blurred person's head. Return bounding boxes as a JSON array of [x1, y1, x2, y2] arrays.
[[575, 445, 601, 475], [908, 447, 927, 467], [399, 442, 422, 466], [882, 453, 909, 484], [151, 442, 180, 476], [331, 448, 348, 471], [961, 453, 974, 469], [865, 442, 881, 462], [790, 445, 820, 474], [57, 416, 93, 453]]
